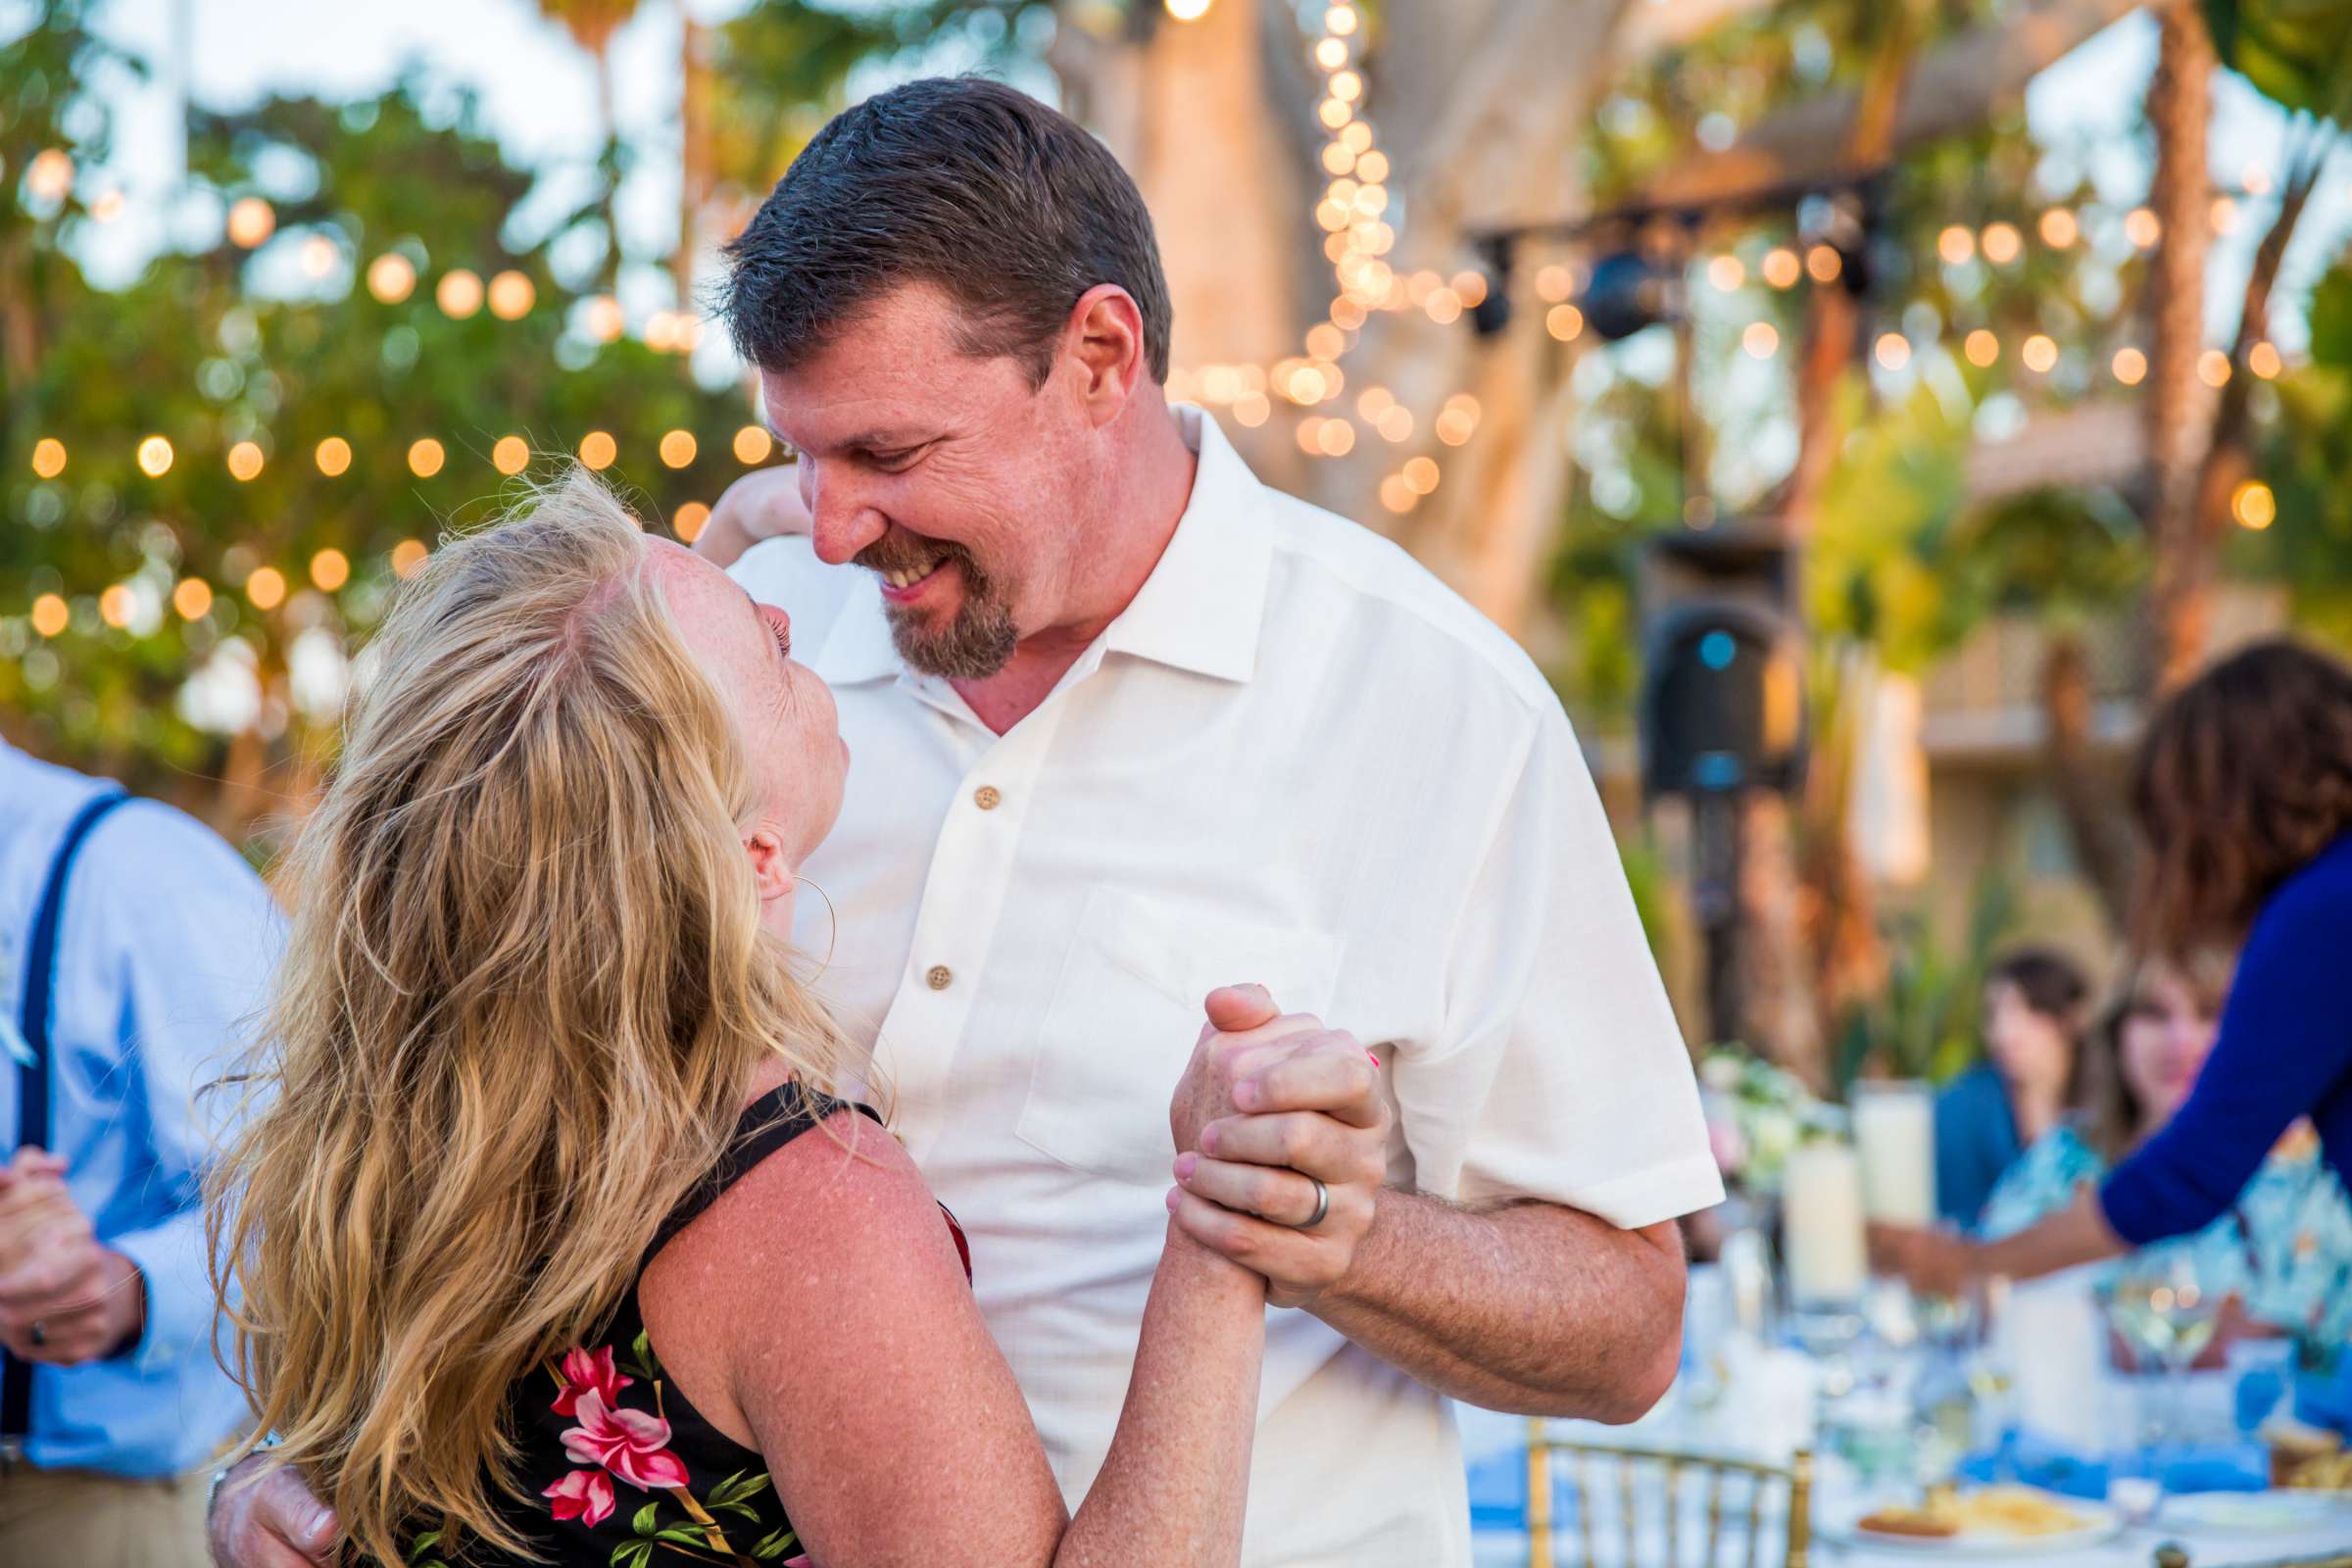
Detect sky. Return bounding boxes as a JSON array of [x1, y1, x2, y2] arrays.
[[21, 0, 2352, 358]]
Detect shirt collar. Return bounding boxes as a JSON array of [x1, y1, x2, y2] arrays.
[[808, 404, 1273, 689]]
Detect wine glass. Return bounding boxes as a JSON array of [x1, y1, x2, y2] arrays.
[[2103, 1252, 2221, 1470]]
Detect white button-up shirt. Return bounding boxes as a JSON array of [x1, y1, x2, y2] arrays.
[[731, 407, 1721, 1568]]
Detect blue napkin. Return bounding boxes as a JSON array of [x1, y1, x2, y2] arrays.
[[2295, 1363, 2352, 1437], [1466, 1446, 1530, 1529], [1959, 1433, 2270, 1497]]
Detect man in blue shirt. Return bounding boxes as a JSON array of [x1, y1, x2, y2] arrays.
[[0, 737, 281, 1567]]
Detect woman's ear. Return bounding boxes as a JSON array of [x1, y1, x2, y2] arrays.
[[745, 824, 796, 905]]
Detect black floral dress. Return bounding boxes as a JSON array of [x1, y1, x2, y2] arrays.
[[405, 1084, 967, 1568]]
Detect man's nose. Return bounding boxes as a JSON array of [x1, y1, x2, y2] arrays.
[[807, 466, 886, 565]]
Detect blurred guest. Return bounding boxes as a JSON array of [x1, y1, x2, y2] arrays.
[[0, 738, 281, 1567], [1934, 948, 2090, 1226], [1890, 956, 2352, 1357], [1878, 641, 2352, 1348]]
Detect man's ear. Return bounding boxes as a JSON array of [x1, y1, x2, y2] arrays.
[[1063, 283, 1149, 426], [745, 824, 795, 905]]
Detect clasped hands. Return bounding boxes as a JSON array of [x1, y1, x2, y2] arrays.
[[0, 1146, 146, 1364], [1165, 984, 1391, 1308]]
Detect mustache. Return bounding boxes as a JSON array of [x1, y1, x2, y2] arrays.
[[854, 531, 983, 581]]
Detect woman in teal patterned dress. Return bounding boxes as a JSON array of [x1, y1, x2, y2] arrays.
[[1976, 956, 2352, 1359]]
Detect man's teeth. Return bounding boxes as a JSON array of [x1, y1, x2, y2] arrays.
[[883, 559, 941, 590]]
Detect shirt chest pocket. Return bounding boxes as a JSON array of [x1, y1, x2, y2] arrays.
[[1016, 887, 1344, 1186]]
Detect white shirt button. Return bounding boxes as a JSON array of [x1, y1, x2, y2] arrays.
[[974, 785, 1002, 810], [925, 964, 953, 991]]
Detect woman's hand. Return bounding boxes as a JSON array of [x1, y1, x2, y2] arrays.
[[1868, 1221, 1981, 1297]]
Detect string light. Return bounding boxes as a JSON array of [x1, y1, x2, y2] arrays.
[[27, 149, 74, 203], [2197, 348, 2231, 387], [672, 502, 711, 542], [1965, 329, 1999, 367], [2210, 196, 2238, 234], [1401, 456, 1440, 495], [408, 437, 446, 477], [99, 585, 134, 629], [316, 436, 352, 476], [2232, 479, 2276, 530], [1233, 390, 1271, 426], [1546, 304, 1585, 342], [311, 549, 351, 591], [659, 429, 698, 468], [436, 269, 484, 318], [225, 197, 274, 249], [31, 438, 66, 478], [246, 566, 287, 611], [1379, 474, 1415, 514], [299, 236, 338, 278], [1875, 332, 1911, 370], [1536, 265, 1574, 302], [493, 435, 530, 474], [1316, 418, 1357, 456], [733, 425, 773, 464], [583, 295, 625, 343], [488, 270, 536, 319], [367, 254, 416, 303], [1329, 70, 1363, 104], [173, 578, 213, 620], [1164, 0, 1212, 19], [1315, 37, 1348, 69], [2022, 334, 2059, 373], [2036, 208, 2078, 248], [1742, 321, 1779, 358], [391, 539, 429, 579], [1705, 255, 1745, 292], [1936, 225, 1975, 266], [579, 430, 617, 470], [1326, 4, 1358, 34], [2112, 346, 2148, 384], [30, 594, 69, 639], [1762, 247, 1801, 288], [1805, 244, 1841, 284], [1980, 222, 2023, 266], [2124, 208, 2161, 248], [2249, 341, 2282, 379], [227, 440, 265, 481], [137, 435, 173, 476], [91, 189, 124, 223]]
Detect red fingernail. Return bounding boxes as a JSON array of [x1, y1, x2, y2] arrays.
[[1366, 1049, 1380, 1065]]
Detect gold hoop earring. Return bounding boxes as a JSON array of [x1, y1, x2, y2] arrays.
[[793, 874, 838, 979]]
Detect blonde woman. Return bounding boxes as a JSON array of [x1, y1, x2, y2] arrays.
[[207, 471, 1271, 1568]]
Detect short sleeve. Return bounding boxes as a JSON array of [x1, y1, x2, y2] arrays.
[[1393, 707, 1723, 1227]]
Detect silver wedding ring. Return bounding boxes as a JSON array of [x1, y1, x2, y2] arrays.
[[27, 1321, 45, 1348], [1294, 1176, 1330, 1231]]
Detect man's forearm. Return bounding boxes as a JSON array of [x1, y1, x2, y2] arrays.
[[1308, 1191, 1685, 1421]]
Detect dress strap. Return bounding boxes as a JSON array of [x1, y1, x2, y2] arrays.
[[644, 1082, 884, 1265]]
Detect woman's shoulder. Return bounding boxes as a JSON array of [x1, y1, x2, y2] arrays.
[[2250, 831, 2352, 944]]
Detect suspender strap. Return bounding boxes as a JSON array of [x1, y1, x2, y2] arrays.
[[3, 788, 131, 1445]]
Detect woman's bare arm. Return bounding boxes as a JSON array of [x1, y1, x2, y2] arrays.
[[645, 1109, 1265, 1568]]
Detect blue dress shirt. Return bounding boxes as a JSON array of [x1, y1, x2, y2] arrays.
[[1, 740, 281, 1476]]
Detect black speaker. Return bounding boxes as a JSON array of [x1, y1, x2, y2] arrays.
[[1637, 534, 1806, 799]]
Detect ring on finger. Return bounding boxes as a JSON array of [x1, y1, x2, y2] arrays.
[[1290, 1176, 1330, 1231], [28, 1320, 46, 1348]]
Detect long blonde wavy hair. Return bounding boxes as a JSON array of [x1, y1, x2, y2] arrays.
[[207, 469, 854, 1565]]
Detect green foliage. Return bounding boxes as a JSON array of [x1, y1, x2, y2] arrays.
[[2204, 0, 2352, 122], [1831, 869, 2018, 1089]]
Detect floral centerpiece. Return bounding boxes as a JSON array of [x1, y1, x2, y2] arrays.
[[1698, 1048, 1831, 1198]]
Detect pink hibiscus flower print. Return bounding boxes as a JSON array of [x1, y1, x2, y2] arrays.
[[542, 1468, 615, 1528], [560, 1390, 690, 1491], [551, 1346, 634, 1417]]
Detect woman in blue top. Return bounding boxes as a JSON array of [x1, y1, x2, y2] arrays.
[[1877, 640, 2352, 1342]]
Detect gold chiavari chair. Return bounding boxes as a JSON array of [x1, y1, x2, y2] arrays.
[[1522, 1419, 1814, 1568]]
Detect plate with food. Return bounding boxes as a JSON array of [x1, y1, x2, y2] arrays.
[[1826, 1485, 2123, 1553]]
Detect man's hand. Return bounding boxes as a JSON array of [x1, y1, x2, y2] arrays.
[[1169, 984, 1391, 1308], [0, 1149, 145, 1364], [690, 463, 809, 567], [210, 1455, 341, 1568]]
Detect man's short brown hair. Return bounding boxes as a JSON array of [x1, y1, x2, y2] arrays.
[[718, 76, 1172, 388]]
